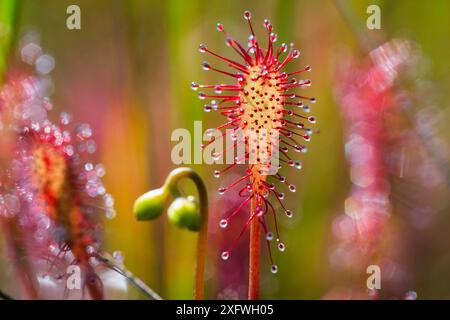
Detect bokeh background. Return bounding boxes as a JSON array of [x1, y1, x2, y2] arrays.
[[1, 0, 450, 299]]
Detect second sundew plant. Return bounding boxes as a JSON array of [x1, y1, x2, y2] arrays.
[[0, 68, 114, 299], [193, 11, 316, 299]]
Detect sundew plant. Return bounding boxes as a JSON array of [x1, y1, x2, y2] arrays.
[[192, 11, 316, 299]]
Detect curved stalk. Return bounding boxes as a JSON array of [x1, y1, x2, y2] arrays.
[[164, 167, 209, 300]]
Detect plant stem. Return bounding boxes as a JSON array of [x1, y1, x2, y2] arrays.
[[0, 218, 38, 299], [165, 167, 209, 300], [97, 252, 163, 300], [248, 197, 261, 300], [0, 289, 12, 300]]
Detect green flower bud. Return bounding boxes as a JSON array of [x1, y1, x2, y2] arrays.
[[134, 188, 168, 221], [168, 196, 201, 231]]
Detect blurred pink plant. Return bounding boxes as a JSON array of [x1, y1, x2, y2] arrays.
[[0, 39, 116, 299], [332, 40, 410, 290], [332, 39, 449, 299]]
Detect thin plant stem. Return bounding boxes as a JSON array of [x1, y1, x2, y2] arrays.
[[248, 196, 261, 300], [165, 167, 209, 300], [0, 289, 12, 300], [96, 252, 163, 300], [0, 218, 38, 299]]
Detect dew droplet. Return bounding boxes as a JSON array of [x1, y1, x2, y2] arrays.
[[191, 82, 199, 91], [43, 125, 51, 134], [199, 43, 207, 53], [221, 251, 230, 260], [36, 54, 55, 75], [255, 206, 264, 217], [219, 219, 228, 229], [199, 92, 207, 100], [292, 50, 300, 58], [60, 112, 72, 125], [204, 105, 212, 112], [64, 145, 74, 156], [308, 116, 316, 124], [216, 23, 224, 32], [271, 264, 278, 274], [105, 208, 116, 219], [21, 42, 42, 65], [89, 257, 99, 267], [113, 250, 124, 264], [218, 188, 226, 195], [266, 232, 274, 241], [202, 61, 211, 71], [86, 245, 96, 255], [97, 186, 106, 196], [244, 11, 251, 20], [278, 242, 286, 252], [277, 192, 285, 200], [76, 124, 93, 141], [285, 210, 293, 218], [84, 162, 94, 172], [302, 80, 312, 87], [270, 33, 277, 43], [405, 291, 417, 300], [288, 185, 296, 192], [86, 140, 97, 154], [104, 194, 115, 208], [37, 215, 50, 230]]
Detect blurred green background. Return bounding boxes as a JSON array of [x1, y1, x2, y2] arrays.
[[1, 0, 450, 299]]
